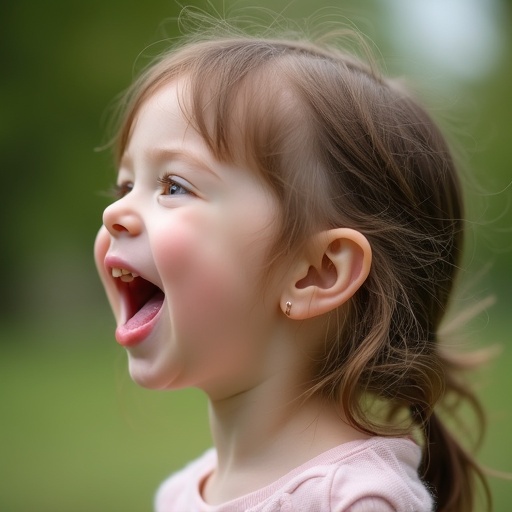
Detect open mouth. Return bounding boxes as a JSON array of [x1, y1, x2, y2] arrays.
[[111, 267, 165, 344]]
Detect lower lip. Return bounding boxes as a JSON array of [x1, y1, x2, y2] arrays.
[[115, 294, 164, 347]]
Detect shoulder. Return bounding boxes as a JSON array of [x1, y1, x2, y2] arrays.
[[154, 449, 216, 512], [153, 439, 433, 512], [279, 437, 433, 512]]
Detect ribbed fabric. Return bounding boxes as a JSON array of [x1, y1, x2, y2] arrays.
[[155, 437, 433, 512]]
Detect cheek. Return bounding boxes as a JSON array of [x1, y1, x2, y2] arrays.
[[152, 215, 260, 335], [94, 226, 122, 319], [153, 219, 239, 303]]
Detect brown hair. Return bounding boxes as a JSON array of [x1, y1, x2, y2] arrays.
[[112, 24, 491, 512]]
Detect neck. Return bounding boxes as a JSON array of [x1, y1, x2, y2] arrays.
[[203, 375, 367, 504]]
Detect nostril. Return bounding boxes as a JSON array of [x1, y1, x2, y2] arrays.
[[103, 204, 142, 236], [112, 223, 128, 232]]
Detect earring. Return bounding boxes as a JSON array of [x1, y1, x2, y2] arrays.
[[285, 301, 292, 316]]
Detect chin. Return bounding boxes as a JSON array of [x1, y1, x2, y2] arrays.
[[130, 373, 163, 390], [127, 358, 181, 391]]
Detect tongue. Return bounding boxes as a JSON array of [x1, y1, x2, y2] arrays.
[[124, 291, 165, 331]]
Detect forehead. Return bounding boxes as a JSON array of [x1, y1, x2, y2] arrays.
[[122, 80, 198, 159], [128, 75, 249, 169], [121, 78, 269, 186], [120, 58, 304, 192], [134, 79, 190, 131]]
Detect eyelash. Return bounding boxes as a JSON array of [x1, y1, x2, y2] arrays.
[[157, 174, 190, 196], [107, 175, 190, 201]]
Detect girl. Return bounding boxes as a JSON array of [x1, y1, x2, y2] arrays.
[[94, 16, 491, 512]]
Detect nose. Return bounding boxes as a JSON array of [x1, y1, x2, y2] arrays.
[[102, 197, 143, 237]]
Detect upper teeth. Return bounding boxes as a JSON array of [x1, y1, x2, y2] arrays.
[[112, 267, 139, 282]]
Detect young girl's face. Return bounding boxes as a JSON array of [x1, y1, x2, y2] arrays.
[[94, 80, 285, 395]]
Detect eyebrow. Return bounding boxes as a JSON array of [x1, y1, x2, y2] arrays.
[[146, 147, 221, 180]]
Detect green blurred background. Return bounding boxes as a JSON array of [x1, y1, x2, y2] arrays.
[[1, 0, 510, 510]]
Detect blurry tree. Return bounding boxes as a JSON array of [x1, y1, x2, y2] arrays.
[[0, 1, 182, 326]]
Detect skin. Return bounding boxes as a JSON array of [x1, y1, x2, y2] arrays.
[[94, 79, 373, 504]]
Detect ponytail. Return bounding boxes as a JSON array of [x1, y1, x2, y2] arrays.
[[416, 348, 493, 512], [420, 411, 489, 512]]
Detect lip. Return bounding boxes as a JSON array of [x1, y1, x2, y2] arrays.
[[104, 255, 140, 278], [104, 254, 165, 347]]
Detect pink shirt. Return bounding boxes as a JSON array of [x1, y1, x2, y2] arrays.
[[155, 437, 433, 511]]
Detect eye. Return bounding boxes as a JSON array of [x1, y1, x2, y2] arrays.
[[158, 175, 190, 196], [111, 181, 133, 199]]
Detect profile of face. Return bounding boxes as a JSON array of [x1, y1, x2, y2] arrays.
[[94, 80, 286, 396]]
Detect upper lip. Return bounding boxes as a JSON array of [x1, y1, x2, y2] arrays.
[[104, 255, 141, 279]]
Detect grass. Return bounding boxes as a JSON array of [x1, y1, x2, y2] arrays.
[[1, 318, 510, 511], [0, 323, 211, 512]]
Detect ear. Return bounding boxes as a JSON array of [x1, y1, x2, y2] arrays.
[[281, 228, 371, 319]]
